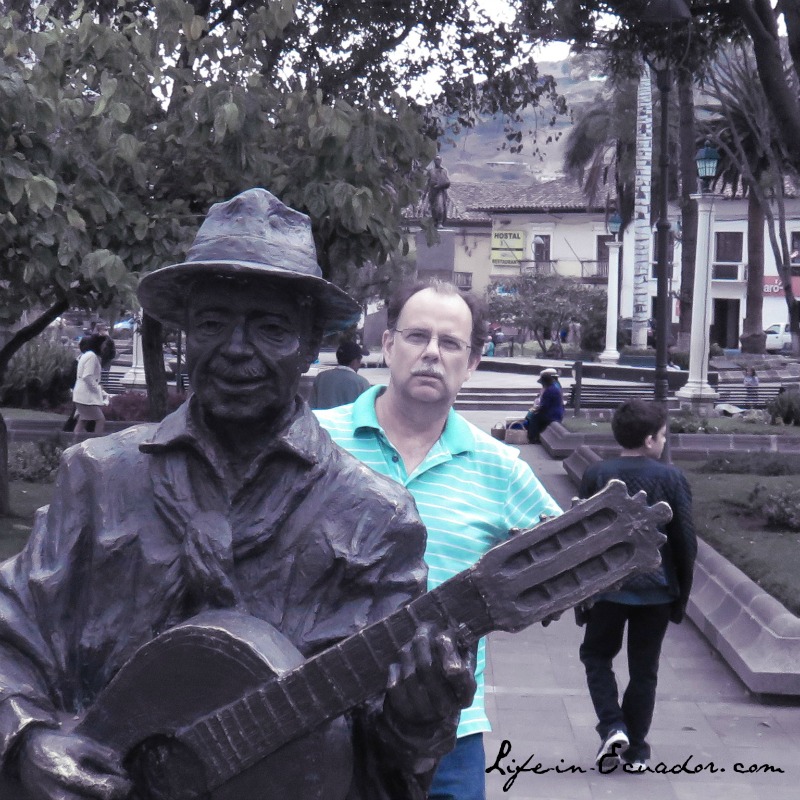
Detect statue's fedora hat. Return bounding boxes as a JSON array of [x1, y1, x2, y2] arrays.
[[138, 188, 360, 333]]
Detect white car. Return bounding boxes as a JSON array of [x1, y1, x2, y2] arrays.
[[764, 322, 791, 352]]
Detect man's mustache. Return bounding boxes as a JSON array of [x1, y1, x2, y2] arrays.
[[411, 367, 445, 380]]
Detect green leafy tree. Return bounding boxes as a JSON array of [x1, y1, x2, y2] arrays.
[[0, 1, 569, 509], [486, 274, 607, 355]]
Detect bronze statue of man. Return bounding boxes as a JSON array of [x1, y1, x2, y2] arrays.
[[0, 189, 474, 799]]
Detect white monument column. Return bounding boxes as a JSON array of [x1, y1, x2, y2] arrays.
[[676, 193, 719, 405], [599, 240, 622, 364], [122, 314, 147, 390]]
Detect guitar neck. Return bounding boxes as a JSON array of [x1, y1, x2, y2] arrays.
[[177, 479, 669, 792], [178, 572, 490, 789]]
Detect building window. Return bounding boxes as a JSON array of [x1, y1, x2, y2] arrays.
[[713, 231, 743, 280], [791, 232, 800, 274], [597, 234, 614, 265], [453, 271, 472, 290], [588, 234, 615, 279], [532, 235, 551, 263]]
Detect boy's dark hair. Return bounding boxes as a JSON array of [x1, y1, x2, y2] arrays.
[[611, 399, 668, 449], [386, 279, 489, 354]]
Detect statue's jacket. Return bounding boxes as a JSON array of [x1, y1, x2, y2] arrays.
[[0, 397, 446, 797]]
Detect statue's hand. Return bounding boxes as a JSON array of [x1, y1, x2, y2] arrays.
[[384, 625, 476, 727], [18, 727, 131, 800]]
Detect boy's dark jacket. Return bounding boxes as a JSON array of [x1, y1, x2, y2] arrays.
[[577, 455, 697, 625]]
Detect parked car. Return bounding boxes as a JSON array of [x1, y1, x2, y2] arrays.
[[764, 322, 791, 353], [618, 318, 656, 348], [113, 317, 137, 336]]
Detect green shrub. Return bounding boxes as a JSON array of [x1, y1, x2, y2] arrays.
[[579, 303, 607, 353], [767, 390, 800, 425], [700, 453, 800, 476], [9, 440, 64, 482], [105, 391, 185, 421], [750, 484, 800, 531], [0, 338, 75, 409], [669, 411, 719, 434]]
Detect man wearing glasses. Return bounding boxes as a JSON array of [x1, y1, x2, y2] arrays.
[[316, 279, 562, 800]]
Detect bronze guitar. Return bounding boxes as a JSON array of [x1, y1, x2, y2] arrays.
[[19, 479, 671, 799]]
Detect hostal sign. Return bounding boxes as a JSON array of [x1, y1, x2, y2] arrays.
[[491, 230, 525, 266]]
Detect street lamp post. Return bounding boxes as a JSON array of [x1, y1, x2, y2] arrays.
[[599, 212, 623, 363], [641, 0, 692, 405], [677, 141, 721, 407]]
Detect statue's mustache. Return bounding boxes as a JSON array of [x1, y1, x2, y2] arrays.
[[209, 360, 270, 381]]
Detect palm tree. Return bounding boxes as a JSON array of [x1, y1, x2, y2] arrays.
[[564, 67, 687, 350], [700, 42, 798, 354], [563, 76, 638, 223]]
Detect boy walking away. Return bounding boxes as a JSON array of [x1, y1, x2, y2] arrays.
[[577, 400, 696, 772]]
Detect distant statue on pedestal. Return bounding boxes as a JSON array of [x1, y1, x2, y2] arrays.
[[426, 155, 450, 228]]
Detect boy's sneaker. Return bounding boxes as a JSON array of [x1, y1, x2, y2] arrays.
[[595, 729, 629, 766], [622, 759, 649, 773]]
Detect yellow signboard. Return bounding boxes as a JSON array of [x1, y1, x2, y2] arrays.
[[491, 229, 525, 266]]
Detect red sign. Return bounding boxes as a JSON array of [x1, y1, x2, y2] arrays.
[[762, 276, 800, 296]]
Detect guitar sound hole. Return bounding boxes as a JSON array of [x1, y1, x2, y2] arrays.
[[125, 734, 210, 800]]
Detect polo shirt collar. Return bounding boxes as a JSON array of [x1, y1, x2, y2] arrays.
[[352, 384, 475, 457]]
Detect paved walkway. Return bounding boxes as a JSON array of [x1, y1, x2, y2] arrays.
[[320, 358, 800, 797], [456, 414, 800, 800]]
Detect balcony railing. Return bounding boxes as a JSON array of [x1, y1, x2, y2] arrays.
[[712, 262, 746, 281], [580, 260, 609, 280], [521, 260, 557, 276]]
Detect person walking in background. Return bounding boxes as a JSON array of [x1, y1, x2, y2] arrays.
[[576, 400, 697, 772], [316, 279, 562, 800], [72, 334, 108, 433], [92, 320, 116, 381], [525, 367, 564, 443], [63, 337, 89, 432], [309, 339, 370, 409], [743, 367, 759, 400]]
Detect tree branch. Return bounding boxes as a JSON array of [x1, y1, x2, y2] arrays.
[[0, 299, 69, 381]]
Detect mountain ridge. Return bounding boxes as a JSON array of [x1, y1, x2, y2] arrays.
[[438, 58, 608, 185]]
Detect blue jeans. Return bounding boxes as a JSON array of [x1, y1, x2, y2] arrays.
[[579, 601, 671, 761], [428, 733, 486, 800]]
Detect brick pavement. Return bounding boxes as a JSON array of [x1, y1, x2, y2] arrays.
[[463, 419, 800, 800]]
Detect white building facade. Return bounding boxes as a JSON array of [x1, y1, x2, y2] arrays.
[[410, 179, 800, 350]]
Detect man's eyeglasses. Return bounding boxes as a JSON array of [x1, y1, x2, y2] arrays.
[[393, 328, 471, 355]]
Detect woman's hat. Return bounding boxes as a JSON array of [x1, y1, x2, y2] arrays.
[[538, 367, 559, 383], [137, 188, 361, 333]]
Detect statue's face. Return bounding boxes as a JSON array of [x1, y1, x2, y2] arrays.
[[186, 279, 317, 425]]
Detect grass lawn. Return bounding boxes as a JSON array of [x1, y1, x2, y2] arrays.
[[564, 414, 800, 436], [676, 464, 800, 617], [2, 444, 800, 619], [1, 407, 65, 422]]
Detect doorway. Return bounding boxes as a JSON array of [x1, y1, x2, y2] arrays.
[[711, 299, 740, 349]]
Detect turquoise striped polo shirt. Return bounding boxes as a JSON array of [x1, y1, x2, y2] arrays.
[[315, 385, 562, 738]]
